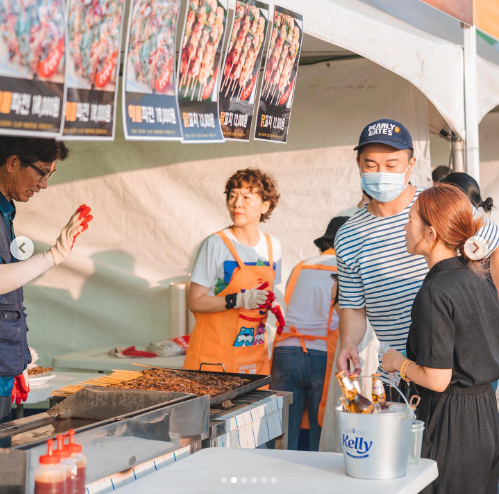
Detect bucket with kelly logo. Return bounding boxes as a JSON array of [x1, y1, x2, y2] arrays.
[[336, 405, 411, 479]]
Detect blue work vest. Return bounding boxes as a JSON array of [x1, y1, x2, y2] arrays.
[[0, 218, 30, 377]]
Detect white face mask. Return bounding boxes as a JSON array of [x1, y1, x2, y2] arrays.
[[360, 164, 410, 203]]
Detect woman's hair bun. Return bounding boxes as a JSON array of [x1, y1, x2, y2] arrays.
[[481, 197, 494, 213]]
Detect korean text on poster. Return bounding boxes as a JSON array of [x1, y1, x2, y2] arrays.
[[177, 0, 228, 143], [123, 0, 183, 141], [219, 0, 269, 141], [62, 0, 125, 140], [0, 0, 65, 138], [254, 5, 302, 144]]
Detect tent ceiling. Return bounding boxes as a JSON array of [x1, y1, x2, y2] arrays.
[[226, 0, 466, 138], [301, 34, 357, 60]]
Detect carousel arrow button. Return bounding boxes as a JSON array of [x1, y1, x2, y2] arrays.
[[10, 236, 34, 261]]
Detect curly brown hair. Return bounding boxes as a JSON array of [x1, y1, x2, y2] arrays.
[[224, 168, 280, 223]]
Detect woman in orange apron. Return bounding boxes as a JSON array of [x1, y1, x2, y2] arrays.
[[270, 217, 349, 451], [184, 168, 284, 375]]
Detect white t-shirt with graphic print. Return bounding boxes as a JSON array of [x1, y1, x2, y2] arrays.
[[191, 228, 282, 296]]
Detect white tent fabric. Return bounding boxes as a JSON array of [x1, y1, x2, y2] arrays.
[[249, 0, 499, 138], [17, 59, 432, 365], [479, 112, 499, 223], [245, 0, 465, 137], [476, 38, 499, 124]]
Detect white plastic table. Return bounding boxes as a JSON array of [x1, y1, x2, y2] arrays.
[[114, 448, 438, 494], [15, 371, 100, 418], [52, 346, 185, 372]]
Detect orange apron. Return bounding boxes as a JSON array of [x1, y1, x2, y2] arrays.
[[271, 252, 339, 428], [184, 230, 275, 375]]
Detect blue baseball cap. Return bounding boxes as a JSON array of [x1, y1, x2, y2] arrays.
[[354, 118, 413, 151]]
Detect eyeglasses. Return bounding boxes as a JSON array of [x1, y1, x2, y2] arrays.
[[26, 163, 56, 183]]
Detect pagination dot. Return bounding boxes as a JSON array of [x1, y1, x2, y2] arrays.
[[231, 477, 237, 483], [261, 477, 268, 483], [251, 477, 258, 483], [271, 477, 277, 483], [221, 477, 227, 483], [241, 477, 247, 483]]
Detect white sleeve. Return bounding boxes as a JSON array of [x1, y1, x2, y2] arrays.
[[473, 207, 499, 257], [0, 251, 55, 294], [190, 236, 221, 289]]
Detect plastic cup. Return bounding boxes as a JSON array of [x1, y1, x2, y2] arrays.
[[408, 420, 425, 465]]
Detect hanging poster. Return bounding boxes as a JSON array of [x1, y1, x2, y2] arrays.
[[254, 5, 302, 144], [0, 0, 65, 137], [62, 0, 125, 140], [123, 0, 182, 141], [219, 0, 269, 141], [177, 0, 228, 143]]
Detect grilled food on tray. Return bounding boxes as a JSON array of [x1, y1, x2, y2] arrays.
[[112, 368, 249, 396], [28, 366, 54, 377]]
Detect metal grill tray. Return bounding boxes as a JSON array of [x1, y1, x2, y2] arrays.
[[114, 368, 272, 406]]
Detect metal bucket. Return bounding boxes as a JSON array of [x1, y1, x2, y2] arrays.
[[336, 404, 412, 480]]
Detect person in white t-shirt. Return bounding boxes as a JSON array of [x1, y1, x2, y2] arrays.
[[184, 168, 284, 376], [270, 216, 349, 451]]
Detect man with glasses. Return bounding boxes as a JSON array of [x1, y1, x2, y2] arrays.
[[0, 137, 93, 425]]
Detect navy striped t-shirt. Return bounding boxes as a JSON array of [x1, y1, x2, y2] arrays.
[[335, 186, 499, 355]]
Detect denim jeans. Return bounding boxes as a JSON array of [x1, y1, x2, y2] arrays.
[[270, 346, 327, 451]]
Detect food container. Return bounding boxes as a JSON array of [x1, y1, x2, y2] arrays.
[[336, 403, 412, 480]]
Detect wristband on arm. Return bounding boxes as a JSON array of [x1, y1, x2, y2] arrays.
[[225, 293, 238, 310]]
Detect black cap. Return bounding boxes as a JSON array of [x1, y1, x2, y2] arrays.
[[314, 216, 350, 249], [354, 118, 413, 152]]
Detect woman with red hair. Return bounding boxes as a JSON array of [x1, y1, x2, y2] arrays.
[[382, 183, 499, 494]]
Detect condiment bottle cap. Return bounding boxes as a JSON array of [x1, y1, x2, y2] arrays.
[[53, 434, 70, 458], [39, 439, 61, 465], [67, 429, 82, 453]]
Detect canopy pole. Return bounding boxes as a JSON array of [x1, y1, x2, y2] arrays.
[[463, 24, 480, 183], [452, 135, 465, 172]]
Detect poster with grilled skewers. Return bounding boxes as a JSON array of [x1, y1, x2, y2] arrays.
[[123, 0, 182, 140], [0, 0, 65, 137], [177, 0, 228, 143], [219, 0, 269, 141], [254, 6, 302, 143], [62, 0, 125, 140]]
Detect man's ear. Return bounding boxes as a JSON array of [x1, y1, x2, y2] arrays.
[[409, 156, 417, 173], [4, 156, 18, 173]]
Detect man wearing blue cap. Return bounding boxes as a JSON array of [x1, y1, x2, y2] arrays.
[[334, 119, 499, 386]]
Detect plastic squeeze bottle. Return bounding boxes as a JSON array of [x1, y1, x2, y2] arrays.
[[34, 439, 66, 494], [53, 434, 77, 494], [67, 429, 87, 494]]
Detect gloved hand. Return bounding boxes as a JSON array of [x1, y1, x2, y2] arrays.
[[236, 281, 270, 310], [12, 369, 29, 405], [270, 302, 285, 334], [50, 205, 93, 265]]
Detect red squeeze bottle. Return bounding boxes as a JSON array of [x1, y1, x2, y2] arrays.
[[53, 434, 77, 494], [35, 439, 66, 494], [67, 429, 87, 494]]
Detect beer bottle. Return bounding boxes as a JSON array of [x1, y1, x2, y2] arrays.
[[372, 373, 389, 410], [335, 370, 373, 413], [339, 395, 349, 412], [350, 375, 362, 394]]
